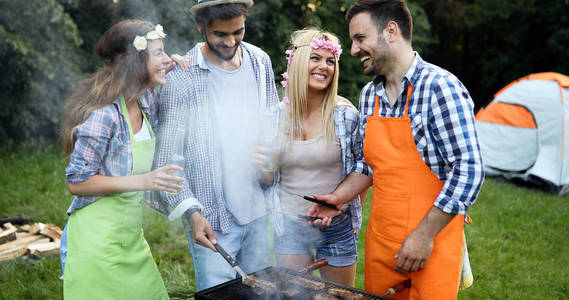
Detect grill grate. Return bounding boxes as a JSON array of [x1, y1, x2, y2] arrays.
[[195, 266, 391, 300]]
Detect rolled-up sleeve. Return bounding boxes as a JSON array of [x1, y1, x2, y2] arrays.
[[65, 108, 114, 184], [430, 77, 485, 215]]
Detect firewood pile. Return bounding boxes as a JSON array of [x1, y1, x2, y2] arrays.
[[0, 221, 62, 262]]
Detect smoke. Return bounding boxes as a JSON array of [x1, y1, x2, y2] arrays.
[[117, 0, 200, 56], [118, 0, 327, 290]]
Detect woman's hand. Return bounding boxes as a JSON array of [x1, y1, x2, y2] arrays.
[[169, 54, 190, 72], [306, 203, 340, 227], [143, 164, 184, 193]]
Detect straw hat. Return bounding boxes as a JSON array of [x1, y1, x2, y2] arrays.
[[190, 0, 254, 14]]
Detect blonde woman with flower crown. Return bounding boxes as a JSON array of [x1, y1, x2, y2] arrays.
[[253, 28, 367, 286], [60, 20, 189, 299]]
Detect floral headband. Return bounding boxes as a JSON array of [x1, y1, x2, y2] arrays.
[[285, 37, 343, 65], [132, 24, 167, 52], [281, 37, 342, 97]]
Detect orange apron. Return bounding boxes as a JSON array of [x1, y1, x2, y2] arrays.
[[363, 85, 464, 299]]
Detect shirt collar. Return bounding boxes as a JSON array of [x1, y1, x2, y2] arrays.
[[112, 90, 152, 114], [372, 51, 421, 88], [405, 51, 422, 87], [372, 51, 422, 96], [195, 42, 209, 70], [138, 89, 152, 113]]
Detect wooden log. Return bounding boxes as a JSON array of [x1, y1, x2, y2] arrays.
[[28, 241, 60, 256], [3, 223, 17, 231], [0, 222, 63, 261], [28, 237, 51, 246], [15, 232, 37, 239], [0, 247, 28, 262], [0, 227, 17, 244], [39, 223, 62, 240], [0, 235, 43, 253], [23, 223, 41, 235]]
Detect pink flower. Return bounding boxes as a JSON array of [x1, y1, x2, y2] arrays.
[[281, 72, 289, 87], [282, 96, 289, 104], [285, 50, 294, 65], [309, 38, 342, 60]]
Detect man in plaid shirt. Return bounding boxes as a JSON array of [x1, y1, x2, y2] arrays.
[[151, 0, 278, 291], [309, 0, 484, 298]]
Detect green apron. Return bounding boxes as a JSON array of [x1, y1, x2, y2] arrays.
[[64, 95, 168, 300]]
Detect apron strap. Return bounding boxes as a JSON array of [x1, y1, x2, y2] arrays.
[[372, 83, 414, 117], [120, 94, 154, 140], [404, 84, 413, 118], [120, 94, 135, 142], [373, 95, 381, 116]]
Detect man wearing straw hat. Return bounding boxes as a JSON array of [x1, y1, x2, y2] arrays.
[[152, 0, 278, 291]]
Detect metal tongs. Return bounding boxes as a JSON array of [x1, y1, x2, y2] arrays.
[[214, 243, 249, 282], [215, 243, 278, 294], [290, 192, 338, 210]]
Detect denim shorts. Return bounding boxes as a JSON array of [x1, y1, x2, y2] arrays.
[[273, 211, 358, 267]]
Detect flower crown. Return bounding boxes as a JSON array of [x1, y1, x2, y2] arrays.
[[132, 24, 167, 52], [284, 37, 343, 65], [281, 37, 343, 97]]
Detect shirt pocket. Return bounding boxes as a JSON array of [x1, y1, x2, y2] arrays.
[[368, 190, 409, 243], [105, 136, 130, 176], [120, 198, 143, 247], [108, 136, 129, 155], [410, 114, 427, 150]]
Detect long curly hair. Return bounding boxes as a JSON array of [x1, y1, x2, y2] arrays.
[[62, 19, 156, 155]]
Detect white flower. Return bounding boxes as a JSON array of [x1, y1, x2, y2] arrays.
[[133, 36, 147, 51], [155, 24, 166, 38], [146, 31, 159, 40]]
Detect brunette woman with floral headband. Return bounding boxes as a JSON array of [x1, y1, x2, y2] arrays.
[[252, 28, 367, 286], [60, 19, 188, 299]]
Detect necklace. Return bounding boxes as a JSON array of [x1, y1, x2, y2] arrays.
[[236, 46, 242, 67]]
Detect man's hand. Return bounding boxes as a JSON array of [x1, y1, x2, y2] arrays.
[[394, 206, 455, 273], [394, 229, 434, 273], [189, 212, 217, 251]]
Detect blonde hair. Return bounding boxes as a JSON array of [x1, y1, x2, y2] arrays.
[[283, 28, 342, 145]]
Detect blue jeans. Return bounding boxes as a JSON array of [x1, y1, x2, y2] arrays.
[[184, 215, 270, 291], [59, 223, 68, 280], [274, 211, 357, 267]]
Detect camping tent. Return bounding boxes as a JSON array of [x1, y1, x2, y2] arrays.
[[475, 72, 569, 195]]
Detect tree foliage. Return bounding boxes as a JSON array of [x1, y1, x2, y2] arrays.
[[1, 0, 568, 143], [415, 0, 569, 108], [247, 0, 434, 105], [0, 0, 82, 143]]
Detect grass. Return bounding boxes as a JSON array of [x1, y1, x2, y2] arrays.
[[1, 145, 568, 299]]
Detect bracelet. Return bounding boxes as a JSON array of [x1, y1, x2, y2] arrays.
[[186, 206, 201, 217]]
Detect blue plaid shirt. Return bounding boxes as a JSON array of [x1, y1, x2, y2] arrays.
[[65, 90, 159, 214], [352, 53, 484, 215], [151, 42, 279, 233], [270, 99, 364, 233]]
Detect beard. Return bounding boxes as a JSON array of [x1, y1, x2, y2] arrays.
[[204, 35, 240, 61], [368, 36, 392, 76]]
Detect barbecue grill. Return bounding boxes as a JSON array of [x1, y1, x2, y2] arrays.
[[194, 266, 391, 300]]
